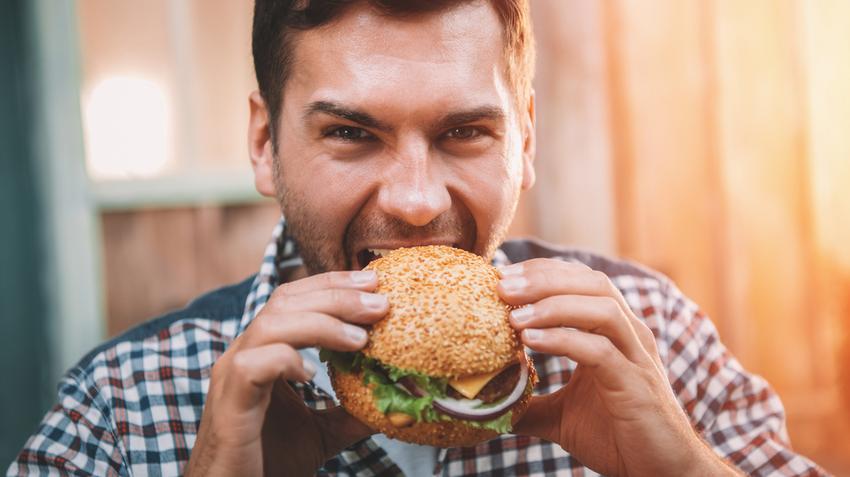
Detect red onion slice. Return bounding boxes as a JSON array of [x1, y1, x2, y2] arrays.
[[431, 358, 529, 422], [398, 377, 424, 397]]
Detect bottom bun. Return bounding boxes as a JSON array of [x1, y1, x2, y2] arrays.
[[329, 363, 537, 448]]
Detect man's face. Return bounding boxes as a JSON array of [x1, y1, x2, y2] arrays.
[[250, 1, 535, 274]]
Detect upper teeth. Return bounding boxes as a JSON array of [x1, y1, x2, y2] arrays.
[[368, 248, 394, 257]]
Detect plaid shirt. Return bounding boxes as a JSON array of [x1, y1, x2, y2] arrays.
[[9, 218, 828, 476]]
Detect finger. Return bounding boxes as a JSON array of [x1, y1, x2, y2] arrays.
[[272, 270, 378, 298], [242, 310, 370, 351], [266, 287, 388, 325], [225, 343, 312, 409], [512, 393, 562, 442], [499, 259, 652, 350], [521, 327, 632, 384], [509, 295, 647, 363], [498, 260, 612, 306], [499, 257, 592, 277]]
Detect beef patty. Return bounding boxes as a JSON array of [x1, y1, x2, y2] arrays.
[[447, 363, 521, 403]]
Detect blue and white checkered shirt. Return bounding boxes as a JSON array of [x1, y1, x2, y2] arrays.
[[8, 218, 827, 476]]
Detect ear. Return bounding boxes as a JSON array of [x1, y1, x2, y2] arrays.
[[520, 90, 536, 190], [248, 91, 277, 198]]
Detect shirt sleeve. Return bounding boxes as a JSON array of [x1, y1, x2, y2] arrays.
[[6, 370, 127, 477], [661, 285, 829, 477]]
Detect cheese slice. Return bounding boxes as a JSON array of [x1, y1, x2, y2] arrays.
[[448, 368, 503, 400]]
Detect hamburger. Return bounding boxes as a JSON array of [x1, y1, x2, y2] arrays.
[[321, 245, 537, 447]]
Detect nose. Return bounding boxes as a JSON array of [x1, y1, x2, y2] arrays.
[[376, 141, 451, 227]]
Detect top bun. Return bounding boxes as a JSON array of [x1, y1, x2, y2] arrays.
[[362, 245, 520, 378]]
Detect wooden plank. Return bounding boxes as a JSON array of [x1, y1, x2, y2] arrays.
[[101, 203, 280, 336], [797, 0, 850, 468], [601, 0, 725, 334], [529, 0, 617, 255], [101, 208, 199, 336], [186, 0, 256, 170], [193, 203, 282, 293], [711, 0, 817, 394]]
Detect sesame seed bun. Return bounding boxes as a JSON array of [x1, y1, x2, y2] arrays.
[[328, 245, 537, 447], [362, 245, 520, 377]]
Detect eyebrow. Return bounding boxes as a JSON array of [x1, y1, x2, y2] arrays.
[[302, 101, 507, 132], [303, 101, 391, 132], [436, 106, 506, 130]]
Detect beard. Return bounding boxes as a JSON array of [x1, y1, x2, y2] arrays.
[[273, 158, 516, 275]]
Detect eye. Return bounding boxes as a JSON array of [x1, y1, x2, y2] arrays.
[[325, 126, 375, 142], [445, 126, 482, 140]]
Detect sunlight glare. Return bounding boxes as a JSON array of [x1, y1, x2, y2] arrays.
[[83, 76, 172, 180]]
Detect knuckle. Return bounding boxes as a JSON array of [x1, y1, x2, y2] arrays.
[[537, 269, 558, 292], [523, 258, 546, 270], [321, 272, 336, 289], [250, 314, 272, 337], [273, 282, 294, 298], [278, 348, 301, 376], [594, 337, 618, 364], [601, 296, 622, 318], [633, 319, 654, 340], [230, 351, 252, 376], [635, 321, 659, 350], [531, 299, 550, 322], [328, 287, 344, 305], [574, 261, 592, 272], [267, 293, 291, 312], [561, 257, 591, 271], [591, 271, 611, 293]]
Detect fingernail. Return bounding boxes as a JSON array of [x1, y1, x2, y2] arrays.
[[498, 263, 523, 277], [302, 360, 317, 379], [511, 305, 534, 323], [350, 270, 376, 284], [500, 276, 528, 293], [360, 293, 387, 310], [343, 324, 368, 344], [523, 328, 542, 342]]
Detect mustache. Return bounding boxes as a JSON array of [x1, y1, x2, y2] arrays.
[[343, 211, 472, 254]]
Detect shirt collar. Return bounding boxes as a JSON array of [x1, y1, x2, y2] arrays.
[[239, 217, 300, 335], [239, 216, 512, 336]]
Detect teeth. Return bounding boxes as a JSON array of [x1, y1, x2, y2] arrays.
[[368, 248, 394, 257]]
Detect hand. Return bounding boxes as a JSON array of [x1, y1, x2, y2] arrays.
[[185, 270, 387, 477], [499, 259, 740, 477]]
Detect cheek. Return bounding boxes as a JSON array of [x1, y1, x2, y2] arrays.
[[281, 155, 376, 226], [452, 152, 522, 225]]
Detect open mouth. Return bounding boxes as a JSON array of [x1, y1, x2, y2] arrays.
[[355, 244, 459, 269], [356, 248, 392, 269]]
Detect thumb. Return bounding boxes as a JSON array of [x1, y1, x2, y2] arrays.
[[512, 392, 563, 443]]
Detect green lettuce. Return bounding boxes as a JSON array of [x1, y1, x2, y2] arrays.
[[371, 380, 434, 420], [465, 411, 514, 434], [320, 349, 514, 433]]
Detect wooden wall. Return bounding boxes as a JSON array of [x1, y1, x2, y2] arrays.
[[101, 202, 281, 335], [531, 0, 850, 471]]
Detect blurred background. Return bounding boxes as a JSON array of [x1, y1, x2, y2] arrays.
[[1, 0, 848, 473]]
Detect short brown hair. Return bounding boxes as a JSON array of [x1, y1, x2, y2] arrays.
[[252, 0, 535, 140]]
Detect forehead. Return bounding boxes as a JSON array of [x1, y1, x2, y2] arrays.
[[285, 2, 510, 113]]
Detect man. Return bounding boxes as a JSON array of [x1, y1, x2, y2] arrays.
[[8, 1, 828, 476]]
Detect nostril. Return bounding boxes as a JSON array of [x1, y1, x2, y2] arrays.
[[376, 179, 452, 227]]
